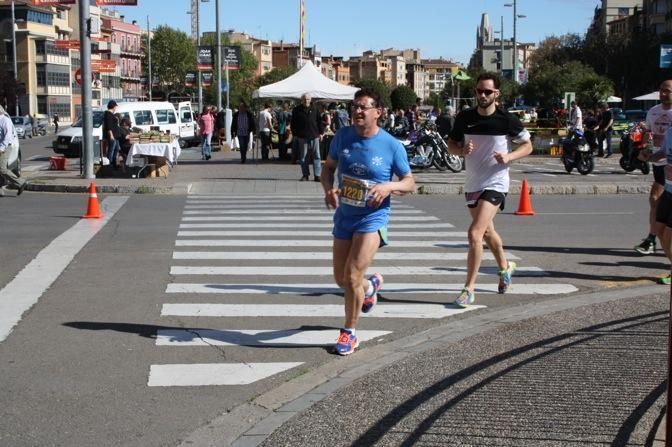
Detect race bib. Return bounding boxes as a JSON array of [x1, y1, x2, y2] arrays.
[[340, 174, 371, 207]]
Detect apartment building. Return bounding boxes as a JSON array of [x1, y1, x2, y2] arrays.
[[321, 55, 350, 85], [423, 58, 460, 99]]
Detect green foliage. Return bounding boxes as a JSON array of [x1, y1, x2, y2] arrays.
[[143, 26, 196, 92], [351, 79, 391, 109], [390, 85, 417, 110]]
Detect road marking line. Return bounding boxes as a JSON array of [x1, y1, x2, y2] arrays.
[[172, 251, 519, 261], [176, 230, 467, 238], [148, 363, 304, 387], [178, 222, 455, 229], [161, 303, 486, 319], [183, 204, 414, 209], [182, 209, 425, 215], [0, 197, 128, 343], [155, 329, 392, 346], [165, 283, 577, 295], [181, 215, 439, 222], [169, 265, 546, 276], [175, 239, 469, 247]]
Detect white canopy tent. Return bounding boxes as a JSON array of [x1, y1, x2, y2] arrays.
[[606, 95, 622, 103], [252, 61, 359, 100], [633, 91, 659, 101]]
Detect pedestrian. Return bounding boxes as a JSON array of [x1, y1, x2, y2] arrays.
[[446, 72, 533, 307], [53, 113, 59, 134], [102, 101, 121, 168], [257, 103, 273, 161], [436, 107, 452, 137], [231, 101, 255, 164], [0, 105, 28, 196], [597, 102, 614, 158], [633, 80, 672, 284], [29, 114, 36, 136], [321, 87, 415, 355], [277, 102, 292, 161], [568, 101, 583, 131], [333, 103, 350, 131], [291, 93, 323, 181], [583, 110, 599, 152], [638, 118, 672, 285], [198, 105, 214, 160]]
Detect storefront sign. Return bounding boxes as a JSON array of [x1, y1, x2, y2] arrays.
[[222, 46, 241, 70]]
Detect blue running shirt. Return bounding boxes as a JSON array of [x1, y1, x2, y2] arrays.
[[328, 126, 411, 218]]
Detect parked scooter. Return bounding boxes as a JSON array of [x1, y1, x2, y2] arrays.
[[619, 122, 651, 175], [35, 123, 47, 137], [560, 127, 594, 175]]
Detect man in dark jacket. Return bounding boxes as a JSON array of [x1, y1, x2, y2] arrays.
[[102, 100, 120, 168], [291, 93, 323, 181], [231, 102, 256, 164]]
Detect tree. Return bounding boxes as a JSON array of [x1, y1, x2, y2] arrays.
[[143, 26, 195, 93], [351, 79, 391, 109], [390, 85, 417, 111]]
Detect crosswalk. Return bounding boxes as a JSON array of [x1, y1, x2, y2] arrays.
[[148, 194, 578, 387]]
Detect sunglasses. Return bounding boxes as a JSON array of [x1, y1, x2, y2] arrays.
[[475, 88, 496, 96]]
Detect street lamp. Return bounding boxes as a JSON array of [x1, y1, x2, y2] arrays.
[[11, 0, 19, 116], [493, 15, 505, 76], [504, 0, 525, 83]]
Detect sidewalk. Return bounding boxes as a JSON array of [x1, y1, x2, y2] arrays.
[[18, 147, 649, 196], [176, 285, 669, 447]]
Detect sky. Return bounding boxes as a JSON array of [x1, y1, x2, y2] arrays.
[[109, 0, 602, 66]]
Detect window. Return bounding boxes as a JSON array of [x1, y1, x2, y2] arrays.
[[27, 10, 53, 25], [133, 110, 154, 125], [155, 109, 176, 124], [35, 40, 46, 55], [36, 67, 46, 86]]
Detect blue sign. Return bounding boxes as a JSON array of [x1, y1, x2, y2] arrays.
[[660, 44, 672, 69], [220, 81, 228, 93]]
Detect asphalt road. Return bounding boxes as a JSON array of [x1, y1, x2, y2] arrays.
[[0, 191, 663, 447]]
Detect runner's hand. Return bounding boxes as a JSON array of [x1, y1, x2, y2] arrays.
[[325, 188, 339, 209], [367, 183, 392, 208], [494, 151, 510, 164]]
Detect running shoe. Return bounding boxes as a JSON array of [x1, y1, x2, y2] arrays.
[[453, 288, 475, 308], [334, 329, 359, 356], [634, 238, 656, 255], [362, 273, 384, 313], [658, 274, 672, 285], [498, 261, 517, 294]]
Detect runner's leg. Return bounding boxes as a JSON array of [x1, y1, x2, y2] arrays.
[[465, 200, 500, 291]]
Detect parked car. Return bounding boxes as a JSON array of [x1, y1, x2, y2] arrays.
[[53, 101, 197, 157], [11, 116, 32, 139], [0, 113, 21, 187], [613, 109, 647, 133]]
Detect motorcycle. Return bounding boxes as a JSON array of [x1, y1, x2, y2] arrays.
[[36, 123, 47, 137], [618, 122, 651, 175], [398, 124, 463, 172], [560, 127, 594, 175]]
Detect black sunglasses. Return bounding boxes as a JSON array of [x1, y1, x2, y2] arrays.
[[475, 88, 496, 96]]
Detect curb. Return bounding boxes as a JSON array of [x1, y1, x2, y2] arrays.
[[177, 284, 665, 447]]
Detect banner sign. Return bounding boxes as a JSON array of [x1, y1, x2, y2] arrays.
[[660, 44, 672, 69], [197, 46, 213, 71], [201, 72, 213, 87], [32, 1, 75, 5], [185, 72, 196, 88], [222, 46, 241, 70], [95, 0, 138, 5], [55, 40, 80, 50]]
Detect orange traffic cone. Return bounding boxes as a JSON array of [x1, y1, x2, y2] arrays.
[[82, 182, 103, 219], [514, 178, 535, 216]]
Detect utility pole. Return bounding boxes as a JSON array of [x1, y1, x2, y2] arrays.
[[79, 1, 93, 178], [215, 0, 222, 111], [500, 16, 505, 75], [11, 0, 18, 116], [147, 16, 152, 101], [512, 0, 517, 83]]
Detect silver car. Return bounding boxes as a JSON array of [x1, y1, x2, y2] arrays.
[[11, 116, 33, 139], [0, 114, 21, 187]]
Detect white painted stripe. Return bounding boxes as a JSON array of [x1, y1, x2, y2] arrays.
[[148, 363, 303, 387], [155, 329, 391, 346], [186, 199, 319, 204], [161, 303, 486, 319], [188, 195, 321, 199], [169, 265, 545, 276], [181, 215, 438, 222], [172, 251, 520, 261], [184, 203, 414, 209], [534, 212, 635, 215], [176, 230, 467, 238], [178, 222, 455, 229], [165, 283, 577, 295], [175, 239, 468, 247], [182, 209, 425, 215], [0, 197, 128, 343]]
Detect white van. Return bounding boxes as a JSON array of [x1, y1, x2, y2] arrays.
[[52, 101, 197, 157]]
